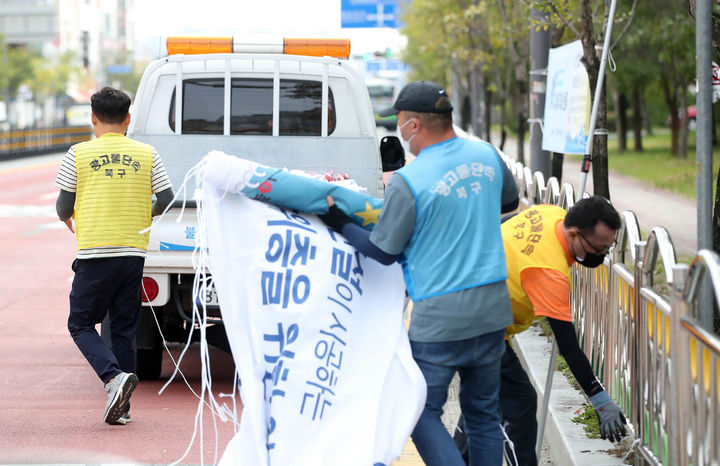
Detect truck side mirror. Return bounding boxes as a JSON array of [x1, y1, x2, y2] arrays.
[[380, 136, 405, 172]]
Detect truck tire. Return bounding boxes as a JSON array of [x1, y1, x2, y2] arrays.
[[102, 310, 165, 380], [136, 345, 163, 380], [135, 308, 164, 380]]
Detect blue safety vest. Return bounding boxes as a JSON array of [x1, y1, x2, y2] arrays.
[[396, 137, 507, 301]]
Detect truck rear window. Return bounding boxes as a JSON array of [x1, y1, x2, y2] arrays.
[[169, 78, 336, 135]]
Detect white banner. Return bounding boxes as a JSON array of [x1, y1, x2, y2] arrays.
[[542, 40, 591, 155], [200, 166, 425, 465]]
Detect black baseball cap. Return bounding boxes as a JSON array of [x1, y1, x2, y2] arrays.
[[378, 81, 453, 117]]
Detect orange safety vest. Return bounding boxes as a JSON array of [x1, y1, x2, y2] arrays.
[[502, 205, 571, 336]]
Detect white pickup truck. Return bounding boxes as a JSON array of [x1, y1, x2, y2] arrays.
[[110, 37, 404, 378]]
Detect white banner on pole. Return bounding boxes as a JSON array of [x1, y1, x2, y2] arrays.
[[199, 156, 425, 465], [542, 40, 591, 155]]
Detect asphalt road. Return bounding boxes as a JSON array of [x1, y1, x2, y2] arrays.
[[0, 152, 240, 464]]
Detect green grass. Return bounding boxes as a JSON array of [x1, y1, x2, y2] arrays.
[[571, 403, 601, 439], [568, 128, 720, 199]]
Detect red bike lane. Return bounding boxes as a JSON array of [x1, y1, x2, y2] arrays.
[[0, 158, 240, 464]]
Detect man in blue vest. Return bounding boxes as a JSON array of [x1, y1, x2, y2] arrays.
[[319, 81, 519, 465]]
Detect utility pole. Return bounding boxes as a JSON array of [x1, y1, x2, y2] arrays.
[[696, 0, 714, 330], [529, 6, 551, 178]]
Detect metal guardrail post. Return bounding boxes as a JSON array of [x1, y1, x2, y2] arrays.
[[670, 263, 689, 466], [632, 241, 646, 439]]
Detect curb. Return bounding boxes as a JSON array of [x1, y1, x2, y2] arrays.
[[512, 325, 630, 465]]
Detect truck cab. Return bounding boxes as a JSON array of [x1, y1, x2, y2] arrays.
[[118, 37, 391, 378]]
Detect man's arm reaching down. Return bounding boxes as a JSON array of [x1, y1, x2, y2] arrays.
[[547, 316, 627, 442]]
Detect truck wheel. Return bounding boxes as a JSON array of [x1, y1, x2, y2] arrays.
[[136, 345, 163, 380], [135, 307, 164, 380], [100, 311, 164, 379]]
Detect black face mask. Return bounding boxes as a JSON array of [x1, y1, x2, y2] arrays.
[[576, 252, 606, 268]]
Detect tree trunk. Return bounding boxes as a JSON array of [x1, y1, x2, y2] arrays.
[[499, 90, 507, 152], [632, 86, 643, 151], [713, 102, 717, 146], [484, 87, 493, 142], [678, 88, 689, 159], [579, 0, 610, 200], [515, 92, 525, 164], [592, 82, 611, 200], [687, 0, 720, 56], [515, 79, 528, 165], [714, 161, 720, 333], [713, 162, 720, 252], [461, 96, 472, 132], [643, 94, 654, 136], [470, 65, 484, 138], [661, 76, 680, 157], [551, 152, 564, 183], [616, 92, 628, 152]]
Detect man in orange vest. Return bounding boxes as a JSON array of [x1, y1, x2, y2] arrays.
[[454, 196, 627, 465], [54, 87, 174, 425]]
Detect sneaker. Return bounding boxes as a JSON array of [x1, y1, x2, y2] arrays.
[[104, 372, 138, 424], [115, 411, 131, 425]]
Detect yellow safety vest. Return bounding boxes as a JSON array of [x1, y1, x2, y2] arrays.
[[74, 133, 153, 251], [503, 205, 571, 335]]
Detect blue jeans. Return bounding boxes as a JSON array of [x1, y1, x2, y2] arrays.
[[410, 329, 506, 466], [454, 340, 539, 465]]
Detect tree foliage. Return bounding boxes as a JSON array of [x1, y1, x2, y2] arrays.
[[0, 39, 40, 99], [530, 0, 639, 199], [400, 0, 532, 158], [27, 51, 81, 101]]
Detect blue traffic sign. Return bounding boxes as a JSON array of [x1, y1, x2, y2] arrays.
[[341, 0, 399, 28], [106, 64, 132, 75]]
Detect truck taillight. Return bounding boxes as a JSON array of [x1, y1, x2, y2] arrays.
[[166, 37, 351, 59], [142, 277, 159, 303]]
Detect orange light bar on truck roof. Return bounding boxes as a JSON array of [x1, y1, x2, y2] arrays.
[[166, 37, 233, 55], [166, 37, 351, 59], [283, 38, 350, 59]]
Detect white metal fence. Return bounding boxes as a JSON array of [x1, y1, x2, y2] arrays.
[[500, 151, 720, 466]]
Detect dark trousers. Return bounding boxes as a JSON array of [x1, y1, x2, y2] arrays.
[[67, 256, 144, 384], [454, 340, 539, 466]]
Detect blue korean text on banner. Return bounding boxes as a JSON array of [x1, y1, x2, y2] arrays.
[[201, 151, 384, 230], [192, 150, 426, 465]]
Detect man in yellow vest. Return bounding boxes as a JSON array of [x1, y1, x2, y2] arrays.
[[54, 87, 174, 425], [454, 196, 627, 465]]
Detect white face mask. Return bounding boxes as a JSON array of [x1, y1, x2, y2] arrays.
[[398, 118, 417, 155]]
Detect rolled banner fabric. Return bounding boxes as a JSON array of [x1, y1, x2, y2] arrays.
[[202, 150, 384, 230], [200, 184, 425, 465]]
